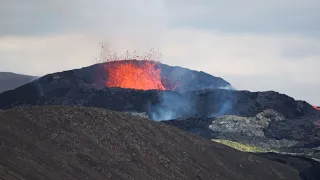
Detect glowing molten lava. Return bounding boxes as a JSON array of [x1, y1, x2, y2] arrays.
[[105, 60, 166, 90], [312, 105, 320, 111]]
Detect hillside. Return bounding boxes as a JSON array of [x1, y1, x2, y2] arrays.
[[0, 62, 318, 154], [1, 61, 315, 121], [0, 106, 301, 180], [0, 72, 36, 93], [0, 85, 316, 120], [256, 153, 320, 180]]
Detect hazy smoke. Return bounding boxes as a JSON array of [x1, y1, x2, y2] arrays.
[[209, 100, 233, 117], [218, 85, 235, 90], [147, 66, 236, 120], [148, 91, 196, 121], [148, 89, 237, 121]]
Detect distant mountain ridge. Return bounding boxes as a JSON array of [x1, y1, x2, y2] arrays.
[[0, 72, 36, 93]]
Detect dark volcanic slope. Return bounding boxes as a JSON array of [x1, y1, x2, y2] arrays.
[[0, 62, 316, 120], [0, 106, 301, 180], [0, 85, 316, 120], [15, 61, 231, 93], [0, 72, 36, 93], [256, 153, 320, 180], [157, 62, 232, 92]]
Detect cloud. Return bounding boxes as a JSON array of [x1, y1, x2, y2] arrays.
[[162, 28, 320, 75], [161, 28, 320, 104], [281, 42, 320, 59], [0, 0, 166, 75], [164, 0, 320, 35], [3, 0, 319, 36], [0, 34, 101, 75], [1, 0, 166, 36], [223, 73, 320, 105]]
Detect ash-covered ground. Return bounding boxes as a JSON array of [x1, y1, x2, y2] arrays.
[[0, 106, 305, 180]]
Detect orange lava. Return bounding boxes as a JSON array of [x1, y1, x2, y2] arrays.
[[312, 105, 320, 111], [105, 60, 166, 90]]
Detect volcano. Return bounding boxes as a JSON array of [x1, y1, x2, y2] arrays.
[[0, 61, 316, 119], [1, 61, 320, 179]]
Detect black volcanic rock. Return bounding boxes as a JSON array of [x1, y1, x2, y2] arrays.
[[0, 72, 36, 93], [209, 109, 286, 137], [157, 63, 232, 92], [0, 106, 302, 180], [162, 110, 320, 149], [161, 116, 216, 138], [265, 114, 320, 142], [256, 153, 320, 180], [0, 84, 316, 120]]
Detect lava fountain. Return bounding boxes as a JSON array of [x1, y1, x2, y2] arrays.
[[104, 60, 167, 90]]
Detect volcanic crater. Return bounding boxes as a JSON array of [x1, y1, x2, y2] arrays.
[[101, 60, 232, 92]]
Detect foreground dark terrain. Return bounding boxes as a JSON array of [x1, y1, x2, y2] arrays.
[[0, 72, 36, 93], [0, 106, 302, 180], [256, 153, 320, 180]]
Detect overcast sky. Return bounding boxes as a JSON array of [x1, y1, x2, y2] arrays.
[[1, 0, 320, 105]]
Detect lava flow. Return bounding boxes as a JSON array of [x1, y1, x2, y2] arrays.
[[312, 105, 320, 111], [105, 60, 166, 90]]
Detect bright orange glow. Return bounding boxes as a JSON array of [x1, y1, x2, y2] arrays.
[[105, 60, 166, 90], [312, 105, 320, 111]]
